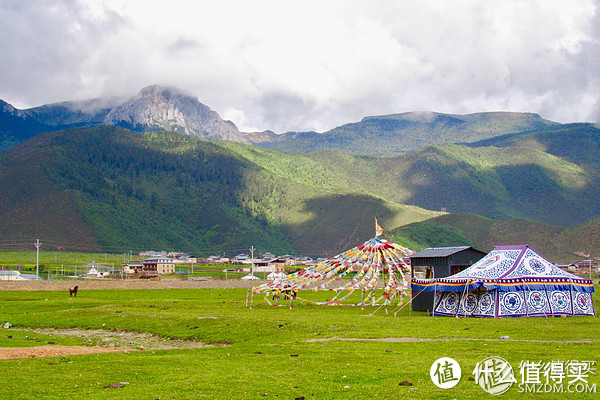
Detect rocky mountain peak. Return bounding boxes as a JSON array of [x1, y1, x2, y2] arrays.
[[1, 99, 20, 116], [138, 84, 189, 99], [103, 85, 246, 142]]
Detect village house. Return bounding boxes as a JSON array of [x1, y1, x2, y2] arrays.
[[141, 257, 175, 275], [123, 264, 142, 274], [168, 253, 198, 264]]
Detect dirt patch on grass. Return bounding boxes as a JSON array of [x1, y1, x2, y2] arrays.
[[29, 327, 213, 350], [0, 345, 126, 360], [0, 327, 215, 360]]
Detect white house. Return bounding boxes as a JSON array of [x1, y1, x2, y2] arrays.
[[142, 257, 175, 275]]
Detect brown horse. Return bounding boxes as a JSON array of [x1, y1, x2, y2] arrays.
[[69, 286, 79, 297]]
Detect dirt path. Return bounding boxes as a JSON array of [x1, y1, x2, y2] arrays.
[[0, 278, 260, 291]]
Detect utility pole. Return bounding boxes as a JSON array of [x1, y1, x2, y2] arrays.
[[34, 239, 41, 278], [250, 246, 255, 277]]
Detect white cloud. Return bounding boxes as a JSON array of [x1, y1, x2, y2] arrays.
[[0, 0, 598, 132]]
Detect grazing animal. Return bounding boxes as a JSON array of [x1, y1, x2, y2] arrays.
[[69, 286, 79, 297]]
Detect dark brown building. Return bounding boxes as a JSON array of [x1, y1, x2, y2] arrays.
[[410, 246, 487, 312]]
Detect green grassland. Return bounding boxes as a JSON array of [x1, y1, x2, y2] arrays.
[[0, 250, 127, 269], [0, 288, 598, 399], [0, 250, 251, 280]]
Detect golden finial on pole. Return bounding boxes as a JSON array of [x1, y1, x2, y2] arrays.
[[375, 217, 383, 237]]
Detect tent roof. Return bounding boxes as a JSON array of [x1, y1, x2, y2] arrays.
[[0, 270, 19, 275], [444, 245, 585, 281], [241, 274, 260, 280]]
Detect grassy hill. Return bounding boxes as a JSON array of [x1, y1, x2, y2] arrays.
[[554, 215, 600, 260], [389, 213, 576, 263], [3, 123, 600, 261], [257, 111, 559, 155], [0, 127, 439, 257], [303, 130, 600, 228]]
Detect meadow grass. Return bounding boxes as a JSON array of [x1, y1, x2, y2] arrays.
[[0, 250, 127, 268], [0, 249, 255, 280], [0, 288, 598, 399]]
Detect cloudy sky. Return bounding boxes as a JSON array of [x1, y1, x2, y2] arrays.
[[1, 0, 599, 133]]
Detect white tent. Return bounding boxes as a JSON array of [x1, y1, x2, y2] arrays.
[[266, 272, 286, 281], [240, 274, 260, 280]]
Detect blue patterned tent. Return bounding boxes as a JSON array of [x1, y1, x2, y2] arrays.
[[411, 245, 595, 317]]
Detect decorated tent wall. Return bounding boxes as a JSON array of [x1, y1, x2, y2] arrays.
[[412, 245, 595, 317]]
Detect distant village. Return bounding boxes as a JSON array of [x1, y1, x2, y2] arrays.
[[0, 247, 597, 282], [122, 251, 322, 279], [0, 249, 324, 281]]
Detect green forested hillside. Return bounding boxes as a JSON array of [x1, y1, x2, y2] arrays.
[[388, 213, 577, 263], [554, 215, 600, 260], [0, 127, 290, 254], [257, 111, 559, 155], [2, 123, 600, 260], [0, 100, 49, 152], [390, 211, 600, 263], [0, 127, 439, 256], [470, 123, 600, 167], [305, 135, 600, 227]]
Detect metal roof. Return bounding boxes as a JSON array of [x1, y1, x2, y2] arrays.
[[142, 257, 173, 261], [409, 246, 473, 258], [0, 270, 19, 275], [20, 274, 42, 280]]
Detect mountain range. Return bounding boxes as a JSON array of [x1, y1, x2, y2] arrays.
[[0, 85, 566, 155], [0, 85, 246, 153], [1, 85, 600, 262], [256, 111, 561, 155]]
